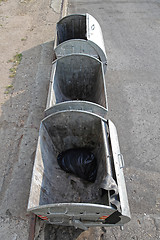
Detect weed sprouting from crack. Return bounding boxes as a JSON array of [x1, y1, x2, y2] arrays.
[[8, 53, 22, 65], [0, 0, 8, 3], [5, 53, 22, 94], [8, 53, 22, 78], [6, 85, 13, 89], [21, 36, 28, 41], [4, 85, 14, 94]]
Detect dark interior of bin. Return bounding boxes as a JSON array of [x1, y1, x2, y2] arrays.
[[52, 55, 106, 108], [57, 15, 87, 44], [39, 112, 109, 206]]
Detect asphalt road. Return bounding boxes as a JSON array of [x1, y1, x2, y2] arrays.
[[66, 0, 160, 239]]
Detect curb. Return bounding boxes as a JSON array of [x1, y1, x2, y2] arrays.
[[61, 0, 68, 19]]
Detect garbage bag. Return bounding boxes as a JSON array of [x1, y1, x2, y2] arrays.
[[57, 148, 97, 182]]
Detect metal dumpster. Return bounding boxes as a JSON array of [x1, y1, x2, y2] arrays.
[[54, 14, 107, 71], [28, 111, 131, 230], [45, 54, 108, 119]]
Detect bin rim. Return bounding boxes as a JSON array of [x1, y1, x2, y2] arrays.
[[27, 203, 130, 225], [45, 101, 108, 120], [57, 13, 86, 26], [52, 52, 103, 65], [42, 109, 108, 125], [54, 39, 100, 58], [108, 120, 131, 220], [27, 202, 115, 212]]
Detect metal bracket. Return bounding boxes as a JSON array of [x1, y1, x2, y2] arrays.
[[120, 225, 124, 231], [118, 154, 125, 169], [71, 219, 88, 231]]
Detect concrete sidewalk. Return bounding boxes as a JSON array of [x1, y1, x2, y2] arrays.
[[0, 0, 67, 239]]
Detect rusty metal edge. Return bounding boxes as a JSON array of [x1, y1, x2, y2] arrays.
[[28, 213, 36, 240]]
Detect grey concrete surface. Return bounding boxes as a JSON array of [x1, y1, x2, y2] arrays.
[[0, 41, 55, 240], [66, 0, 160, 239]]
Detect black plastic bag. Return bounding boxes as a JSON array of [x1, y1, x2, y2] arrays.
[[57, 148, 97, 182]]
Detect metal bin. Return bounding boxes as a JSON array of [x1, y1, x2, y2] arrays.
[[54, 14, 107, 71], [28, 110, 131, 230], [45, 54, 108, 120]]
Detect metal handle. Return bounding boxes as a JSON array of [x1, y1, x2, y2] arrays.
[[48, 220, 64, 224], [48, 208, 68, 215], [118, 154, 125, 169]]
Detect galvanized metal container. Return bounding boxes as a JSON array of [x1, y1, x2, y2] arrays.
[[54, 14, 107, 71], [28, 111, 131, 229], [45, 54, 108, 119]]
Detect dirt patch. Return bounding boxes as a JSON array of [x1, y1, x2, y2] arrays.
[[0, 0, 61, 115]]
